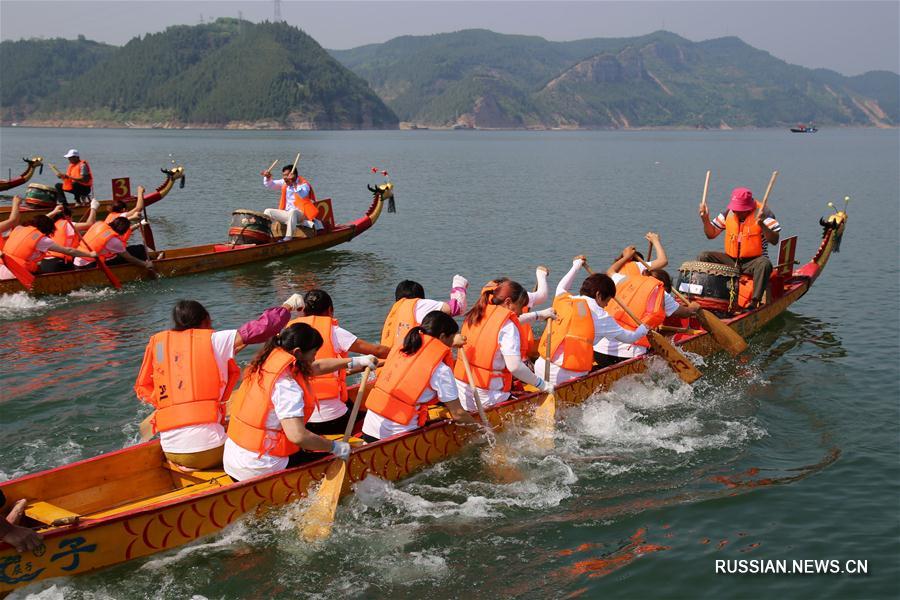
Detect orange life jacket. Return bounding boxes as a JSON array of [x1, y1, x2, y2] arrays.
[[518, 313, 536, 360], [366, 335, 452, 427], [279, 178, 318, 221], [380, 298, 419, 348], [134, 329, 239, 434], [606, 275, 666, 348], [105, 211, 133, 242], [620, 261, 643, 278], [538, 293, 595, 372], [725, 202, 764, 259], [47, 220, 77, 261], [78, 221, 123, 263], [227, 347, 318, 458], [453, 305, 518, 391], [3, 226, 47, 272], [63, 160, 92, 191], [289, 315, 348, 401]]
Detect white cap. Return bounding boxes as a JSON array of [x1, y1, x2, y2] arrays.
[[63, 149, 80, 158]]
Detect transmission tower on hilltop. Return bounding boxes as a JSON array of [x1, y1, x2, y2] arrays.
[[274, 0, 282, 21]]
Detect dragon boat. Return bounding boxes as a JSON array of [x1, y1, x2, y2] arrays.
[[0, 183, 388, 296], [0, 157, 44, 193], [0, 166, 185, 225], [0, 209, 847, 594]]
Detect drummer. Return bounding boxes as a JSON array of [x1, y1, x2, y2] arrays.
[[698, 187, 781, 308], [54, 149, 93, 206], [261, 163, 322, 241]]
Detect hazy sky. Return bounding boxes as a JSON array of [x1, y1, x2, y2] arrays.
[[1, 1, 897, 76]]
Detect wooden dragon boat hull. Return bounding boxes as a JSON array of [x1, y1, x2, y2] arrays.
[[0, 212, 846, 594], [0, 167, 185, 225], [0, 157, 43, 192], [0, 186, 385, 296]]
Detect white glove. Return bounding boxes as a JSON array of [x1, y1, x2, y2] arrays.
[[536, 377, 554, 394], [330, 440, 351, 461], [535, 307, 557, 321], [139, 219, 149, 226], [572, 257, 585, 269], [282, 293, 305, 312], [452, 274, 468, 289], [90, 198, 100, 210], [350, 355, 377, 370], [635, 325, 650, 337]]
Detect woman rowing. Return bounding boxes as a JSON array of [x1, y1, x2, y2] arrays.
[[104, 184, 147, 243], [134, 296, 305, 470], [454, 280, 554, 410], [598, 246, 699, 368], [288, 289, 385, 435], [482, 268, 555, 363], [535, 256, 649, 385], [361, 311, 476, 442], [223, 323, 376, 481], [610, 232, 669, 277], [380, 276, 469, 348], [39, 200, 100, 273], [0, 215, 97, 280]]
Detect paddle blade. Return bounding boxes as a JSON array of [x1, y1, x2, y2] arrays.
[[97, 258, 122, 289], [486, 444, 524, 483], [697, 309, 748, 356], [301, 459, 347, 542], [648, 330, 703, 384], [532, 392, 556, 450], [1, 253, 35, 290]]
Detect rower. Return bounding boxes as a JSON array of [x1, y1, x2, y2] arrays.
[[361, 311, 476, 442], [535, 257, 649, 385], [380, 276, 469, 348], [105, 184, 147, 243], [54, 149, 93, 206], [0, 216, 97, 280], [0, 195, 22, 240], [483, 270, 555, 363], [261, 163, 322, 241], [596, 247, 700, 369], [288, 289, 385, 435], [40, 199, 100, 273], [611, 231, 669, 277], [134, 296, 304, 471], [73, 217, 154, 272], [0, 491, 42, 554], [698, 187, 781, 308], [223, 323, 376, 481], [453, 279, 553, 411]]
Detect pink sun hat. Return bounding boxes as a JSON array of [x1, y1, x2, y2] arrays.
[[727, 187, 756, 212]]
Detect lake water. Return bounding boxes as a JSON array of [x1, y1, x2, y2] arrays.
[[0, 127, 898, 598]]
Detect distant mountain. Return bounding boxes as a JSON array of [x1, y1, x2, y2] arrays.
[[331, 29, 899, 129], [2, 19, 398, 129]]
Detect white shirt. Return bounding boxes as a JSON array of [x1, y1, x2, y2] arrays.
[[263, 176, 311, 203], [307, 325, 358, 423], [73, 236, 126, 267], [223, 371, 306, 481], [455, 320, 520, 410], [158, 330, 237, 454], [362, 362, 458, 440], [594, 272, 680, 359], [0, 236, 53, 280], [414, 298, 447, 323]]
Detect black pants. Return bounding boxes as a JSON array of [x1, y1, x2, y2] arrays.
[[38, 257, 74, 273], [285, 409, 353, 466], [76, 245, 147, 268], [360, 433, 379, 444], [594, 352, 628, 370], [55, 182, 91, 205], [696, 250, 772, 303]]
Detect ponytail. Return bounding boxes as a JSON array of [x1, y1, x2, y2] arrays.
[[464, 279, 527, 327], [401, 311, 459, 355], [247, 322, 323, 378]]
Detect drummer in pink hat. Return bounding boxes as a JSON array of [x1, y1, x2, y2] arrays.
[[697, 186, 781, 308]]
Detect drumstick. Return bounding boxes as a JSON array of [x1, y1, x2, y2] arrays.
[[290, 152, 301, 176], [264, 159, 278, 174], [701, 170, 711, 210]]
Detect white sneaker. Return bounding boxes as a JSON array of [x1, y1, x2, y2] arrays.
[[281, 236, 292, 242]]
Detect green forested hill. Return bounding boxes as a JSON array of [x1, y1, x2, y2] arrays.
[[2, 19, 397, 129], [331, 29, 899, 129]]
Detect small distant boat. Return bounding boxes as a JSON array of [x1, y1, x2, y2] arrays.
[[790, 123, 818, 133]]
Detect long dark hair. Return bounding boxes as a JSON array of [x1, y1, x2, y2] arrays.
[[32, 215, 55, 235], [247, 323, 323, 378], [303, 289, 333, 316], [52, 204, 73, 222], [395, 280, 425, 300], [464, 279, 527, 327], [172, 300, 210, 330], [579, 273, 616, 302], [647, 269, 672, 293], [401, 310, 458, 356]]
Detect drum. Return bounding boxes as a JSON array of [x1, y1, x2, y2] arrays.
[[675, 261, 740, 304], [25, 183, 58, 208], [227, 210, 275, 245]]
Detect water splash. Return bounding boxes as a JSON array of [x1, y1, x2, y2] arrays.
[[0, 292, 49, 319]]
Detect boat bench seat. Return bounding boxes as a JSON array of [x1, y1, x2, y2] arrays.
[[161, 461, 230, 483], [26, 501, 80, 527]]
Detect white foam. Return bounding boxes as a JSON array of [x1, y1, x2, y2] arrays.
[[0, 292, 48, 318], [67, 287, 117, 299]]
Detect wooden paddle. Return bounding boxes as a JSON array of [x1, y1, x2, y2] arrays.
[[0, 249, 35, 290], [66, 217, 122, 289], [532, 319, 555, 447], [140, 209, 156, 253], [457, 350, 491, 429], [301, 366, 371, 542], [634, 255, 747, 356], [584, 262, 702, 384]]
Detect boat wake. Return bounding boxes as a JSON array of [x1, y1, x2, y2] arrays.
[[0, 292, 49, 320]]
